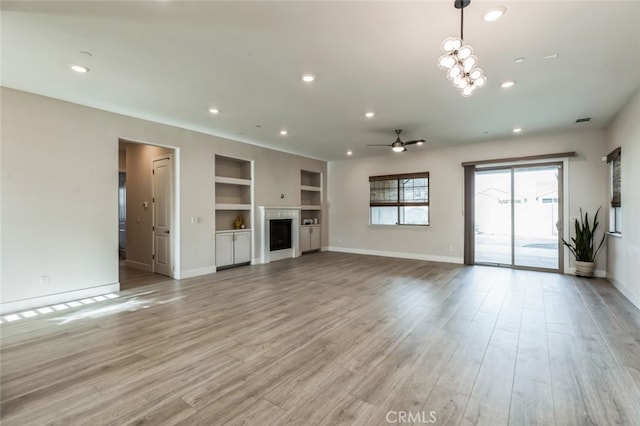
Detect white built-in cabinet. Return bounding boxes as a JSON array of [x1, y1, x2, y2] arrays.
[[300, 170, 322, 254], [215, 155, 253, 268], [300, 225, 321, 253], [215, 230, 251, 268]]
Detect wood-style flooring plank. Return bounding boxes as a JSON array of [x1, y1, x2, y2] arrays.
[[1, 252, 639, 425]]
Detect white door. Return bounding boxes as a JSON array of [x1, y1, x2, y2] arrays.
[[310, 225, 321, 251], [234, 231, 251, 264], [152, 156, 172, 276], [215, 233, 234, 267]]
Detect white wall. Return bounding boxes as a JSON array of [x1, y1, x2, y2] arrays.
[[328, 130, 608, 270], [0, 88, 327, 307], [605, 89, 640, 309]]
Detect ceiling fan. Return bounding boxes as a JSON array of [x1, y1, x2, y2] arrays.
[[368, 129, 426, 153]]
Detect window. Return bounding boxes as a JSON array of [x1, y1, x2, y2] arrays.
[[607, 147, 621, 233], [369, 172, 429, 225]]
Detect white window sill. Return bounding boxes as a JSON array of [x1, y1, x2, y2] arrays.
[[607, 232, 622, 238], [368, 224, 430, 229]]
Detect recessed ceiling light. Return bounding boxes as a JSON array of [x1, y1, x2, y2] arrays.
[[501, 80, 516, 88], [365, 112, 375, 118], [302, 74, 315, 83], [208, 108, 219, 114], [544, 53, 560, 60], [69, 64, 89, 73], [513, 127, 523, 133], [483, 6, 507, 22], [416, 141, 424, 146], [280, 130, 288, 136], [513, 57, 525, 64], [347, 150, 353, 156]]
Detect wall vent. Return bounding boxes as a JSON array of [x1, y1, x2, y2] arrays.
[[575, 117, 591, 123]]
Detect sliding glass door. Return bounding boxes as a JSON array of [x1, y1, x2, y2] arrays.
[[474, 163, 562, 271], [475, 168, 512, 265]]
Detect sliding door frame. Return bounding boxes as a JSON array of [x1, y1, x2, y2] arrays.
[[472, 161, 564, 273]]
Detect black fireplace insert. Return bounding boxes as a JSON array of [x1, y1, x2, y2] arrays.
[[270, 219, 292, 251]]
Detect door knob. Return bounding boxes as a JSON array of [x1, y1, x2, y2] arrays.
[[164, 230, 170, 234]]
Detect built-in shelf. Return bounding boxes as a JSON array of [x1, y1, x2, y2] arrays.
[[215, 155, 253, 259], [301, 170, 322, 188], [300, 170, 322, 253], [215, 176, 252, 186], [300, 185, 321, 192], [216, 228, 251, 234], [216, 203, 252, 211]]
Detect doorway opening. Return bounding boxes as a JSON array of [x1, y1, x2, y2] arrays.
[[118, 139, 178, 290], [474, 162, 563, 272]]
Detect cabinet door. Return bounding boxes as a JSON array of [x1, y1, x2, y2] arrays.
[[310, 225, 321, 251], [215, 233, 234, 267], [300, 226, 311, 252], [234, 231, 251, 264]]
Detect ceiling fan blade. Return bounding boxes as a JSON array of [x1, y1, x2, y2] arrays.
[[404, 139, 426, 145], [367, 144, 391, 147]]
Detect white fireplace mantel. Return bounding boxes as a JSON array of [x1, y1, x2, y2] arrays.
[[259, 206, 301, 264]]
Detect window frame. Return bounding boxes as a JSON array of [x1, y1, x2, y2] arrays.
[[607, 147, 622, 234], [369, 172, 430, 226]]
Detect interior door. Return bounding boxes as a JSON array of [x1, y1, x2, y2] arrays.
[[152, 156, 172, 276]]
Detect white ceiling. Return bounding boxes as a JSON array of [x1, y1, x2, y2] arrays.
[[2, 1, 639, 161]]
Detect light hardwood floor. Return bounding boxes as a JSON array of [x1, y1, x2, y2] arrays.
[[1, 252, 639, 425]]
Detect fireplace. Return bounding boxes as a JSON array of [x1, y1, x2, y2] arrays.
[[259, 206, 300, 264], [270, 219, 292, 251]]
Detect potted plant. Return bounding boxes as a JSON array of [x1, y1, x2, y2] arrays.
[[562, 207, 606, 277]]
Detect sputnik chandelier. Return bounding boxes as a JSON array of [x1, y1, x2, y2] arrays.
[[438, 0, 486, 97]]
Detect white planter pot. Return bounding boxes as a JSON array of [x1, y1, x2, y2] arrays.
[[575, 260, 594, 277]]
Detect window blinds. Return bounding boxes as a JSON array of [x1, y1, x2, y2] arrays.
[[607, 147, 621, 208]]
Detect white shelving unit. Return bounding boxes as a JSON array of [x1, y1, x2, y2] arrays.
[[215, 155, 253, 268], [300, 170, 322, 253]]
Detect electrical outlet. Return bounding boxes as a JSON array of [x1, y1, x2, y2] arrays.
[[40, 275, 50, 286]]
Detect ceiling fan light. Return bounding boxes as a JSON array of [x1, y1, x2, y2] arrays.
[[438, 54, 456, 70], [456, 45, 473, 60], [392, 145, 405, 153], [441, 37, 462, 53]]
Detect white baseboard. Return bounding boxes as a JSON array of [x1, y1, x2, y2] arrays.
[[177, 266, 216, 280], [326, 246, 464, 265], [0, 283, 120, 315], [607, 274, 640, 310], [565, 267, 607, 278], [125, 260, 152, 272]]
